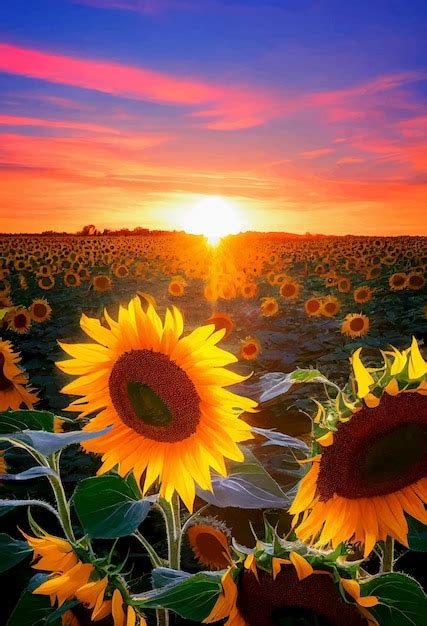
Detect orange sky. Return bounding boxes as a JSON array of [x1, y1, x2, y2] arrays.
[[1, 1, 427, 235]]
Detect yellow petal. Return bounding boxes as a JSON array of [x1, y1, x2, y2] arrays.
[[289, 552, 313, 580], [408, 336, 427, 379], [351, 348, 374, 398]]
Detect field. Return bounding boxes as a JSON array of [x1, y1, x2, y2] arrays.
[[0, 233, 426, 626]]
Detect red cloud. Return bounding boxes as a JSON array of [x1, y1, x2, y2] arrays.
[[0, 114, 119, 134]]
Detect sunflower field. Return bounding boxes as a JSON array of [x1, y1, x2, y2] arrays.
[[0, 233, 426, 626]]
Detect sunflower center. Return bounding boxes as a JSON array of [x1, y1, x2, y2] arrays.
[[349, 317, 364, 331], [318, 393, 427, 500], [358, 423, 426, 486], [0, 354, 13, 391], [109, 349, 201, 442], [33, 303, 47, 318], [14, 313, 28, 328], [274, 607, 332, 625]]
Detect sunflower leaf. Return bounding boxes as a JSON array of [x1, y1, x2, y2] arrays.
[[0, 410, 57, 434], [72, 474, 152, 538], [0, 533, 33, 573], [197, 447, 291, 509], [132, 569, 222, 622], [0, 467, 58, 481], [6, 574, 62, 626], [8, 426, 111, 455], [361, 572, 427, 626], [407, 516, 427, 552]]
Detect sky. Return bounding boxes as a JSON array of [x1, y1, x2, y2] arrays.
[[1, 0, 427, 235]]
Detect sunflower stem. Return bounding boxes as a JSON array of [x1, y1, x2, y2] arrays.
[[133, 530, 163, 568], [382, 536, 395, 572], [156, 609, 169, 626], [47, 454, 76, 544]]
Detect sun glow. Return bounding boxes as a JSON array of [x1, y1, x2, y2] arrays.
[[180, 196, 245, 245]]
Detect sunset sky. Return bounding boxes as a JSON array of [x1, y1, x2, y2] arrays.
[[1, 0, 427, 235]]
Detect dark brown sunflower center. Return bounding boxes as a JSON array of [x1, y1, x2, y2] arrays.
[[0, 354, 13, 391], [358, 424, 425, 486], [236, 569, 367, 626], [14, 314, 27, 328], [109, 349, 201, 442], [318, 393, 427, 500], [33, 303, 47, 318], [349, 317, 364, 331]]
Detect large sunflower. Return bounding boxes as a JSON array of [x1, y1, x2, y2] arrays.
[[290, 338, 427, 557], [0, 339, 39, 410], [57, 296, 256, 510]]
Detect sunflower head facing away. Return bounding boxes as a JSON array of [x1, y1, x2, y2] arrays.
[[0, 339, 39, 410], [57, 296, 257, 511], [290, 337, 427, 557], [201, 538, 379, 626]]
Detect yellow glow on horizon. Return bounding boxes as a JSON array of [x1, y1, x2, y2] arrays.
[[179, 196, 246, 244]]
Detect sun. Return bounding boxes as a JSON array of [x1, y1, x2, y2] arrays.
[[180, 196, 245, 245]]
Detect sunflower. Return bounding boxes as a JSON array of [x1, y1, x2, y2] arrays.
[[18, 274, 28, 290], [260, 297, 279, 317], [57, 296, 256, 511], [38, 275, 55, 290], [92, 275, 112, 292], [206, 312, 234, 338], [0, 450, 7, 474], [337, 277, 351, 293], [388, 272, 406, 291], [366, 265, 381, 280], [239, 336, 261, 361], [187, 518, 233, 570], [63, 271, 81, 288], [319, 296, 341, 317], [304, 297, 322, 317], [241, 282, 258, 299], [290, 339, 427, 557], [353, 286, 373, 304], [341, 313, 370, 338], [7, 308, 32, 334], [23, 530, 144, 626], [406, 271, 425, 291], [114, 264, 129, 279], [202, 541, 378, 626], [279, 279, 300, 300], [29, 298, 52, 323], [168, 278, 186, 297]]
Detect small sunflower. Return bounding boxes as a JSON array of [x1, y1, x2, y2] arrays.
[[353, 286, 373, 304], [57, 296, 256, 510], [304, 297, 322, 317], [389, 272, 407, 291], [63, 271, 81, 288], [92, 275, 112, 292], [168, 278, 186, 297], [114, 264, 129, 279], [290, 339, 427, 557], [337, 277, 351, 293], [260, 297, 279, 317], [206, 312, 234, 338], [320, 296, 341, 317], [241, 282, 258, 299], [187, 518, 233, 570], [38, 275, 55, 290], [406, 271, 425, 291], [29, 298, 52, 323], [279, 279, 300, 300], [7, 308, 32, 334], [341, 313, 370, 338], [239, 336, 261, 361]]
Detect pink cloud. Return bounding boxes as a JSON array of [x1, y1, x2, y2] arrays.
[[336, 156, 366, 164], [300, 147, 334, 159], [0, 114, 120, 134]]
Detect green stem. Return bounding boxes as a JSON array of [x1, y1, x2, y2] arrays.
[[382, 536, 395, 572], [133, 530, 163, 568], [156, 609, 169, 626], [47, 454, 76, 544]]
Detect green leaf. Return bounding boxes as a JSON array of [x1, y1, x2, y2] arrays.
[[197, 447, 291, 509], [7, 427, 111, 455], [0, 533, 33, 573], [73, 474, 152, 538], [6, 575, 62, 626], [0, 410, 57, 434], [407, 516, 427, 552], [288, 369, 339, 389], [133, 570, 222, 622], [361, 572, 427, 626]]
